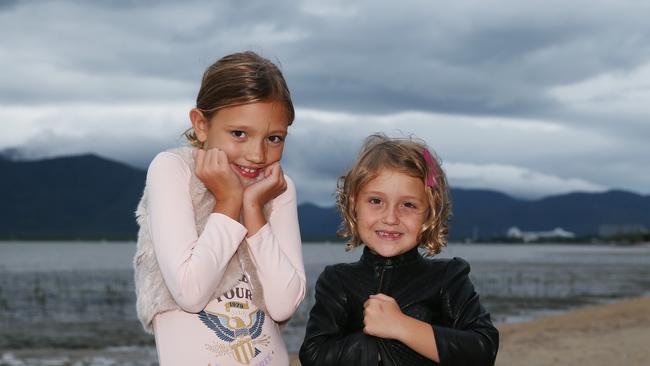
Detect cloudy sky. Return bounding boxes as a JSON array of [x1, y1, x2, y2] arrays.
[[2, 0, 650, 205]]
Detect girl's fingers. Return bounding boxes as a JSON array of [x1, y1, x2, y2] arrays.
[[279, 174, 287, 190], [274, 164, 283, 180], [206, 148, 224, 172], [264, 162, 278, 178], [370, 293, 393, 302], [270, 163, 285, 190], [206, 149, 216, 171], [275, 163, 284, 177], [258, 162, 282, 186], [365, 298, 382, 310], [216, 149, 229, 168], [269, 165, 279, 183], [195, 149, 205, 174]]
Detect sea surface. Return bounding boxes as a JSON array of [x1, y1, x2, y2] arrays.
[[1, 241, 649, 365]]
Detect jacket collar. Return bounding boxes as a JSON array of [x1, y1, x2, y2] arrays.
[[361, 245, 420, 268]]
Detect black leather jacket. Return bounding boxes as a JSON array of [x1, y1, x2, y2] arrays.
[[299, 246, 499, 366]]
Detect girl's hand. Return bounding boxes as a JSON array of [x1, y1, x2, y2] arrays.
[[242, 162, 287, 209], [240, 162, 287, 236], [194, 149, 243, 218], [363, 293, 406, 340]]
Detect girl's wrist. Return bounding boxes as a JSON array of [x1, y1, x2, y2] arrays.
[[218, 189, 243, 202], [242, 205, 266, 237], [394, 313, 413, 342], [242, 199, 264, 220], [213, 196, 242, 220], [242, 194, 266, 210]]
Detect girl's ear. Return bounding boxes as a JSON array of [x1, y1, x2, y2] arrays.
[[189, 108, 209, 145]]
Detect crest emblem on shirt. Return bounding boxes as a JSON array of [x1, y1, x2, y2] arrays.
[[199, 301, 270, 365]]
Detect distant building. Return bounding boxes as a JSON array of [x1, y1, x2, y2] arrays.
[[598, 224, 648, 237], [506, 226, 575, 242]]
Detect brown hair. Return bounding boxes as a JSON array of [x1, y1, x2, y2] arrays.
[[184, 51, 295, 147], [336, 134, 452, 256]]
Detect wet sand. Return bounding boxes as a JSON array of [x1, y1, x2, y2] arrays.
[[290, 296, 650, 366], [496, 296, 650, 366]]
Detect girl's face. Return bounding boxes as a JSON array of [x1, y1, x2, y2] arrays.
[[191, 100, 289, 186], [355, 169, 428, 257]]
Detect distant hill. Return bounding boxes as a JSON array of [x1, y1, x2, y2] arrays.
[[0, 154, 145, 239], [447, 188, 650, 239], [297, 203, 342, 241], [1, 154, 649, 240], [300, 189, 650, 240], [298, 189, 650, 240]]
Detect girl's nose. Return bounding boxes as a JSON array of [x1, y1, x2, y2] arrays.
[[245, 140, 266, 164], [381, 206, 400, 225]]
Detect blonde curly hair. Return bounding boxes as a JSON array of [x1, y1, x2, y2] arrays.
[[336, 134, 451, 256]]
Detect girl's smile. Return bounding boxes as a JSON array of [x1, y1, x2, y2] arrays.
[[375, 230, 403, 240], [234, 164, 262, 179]]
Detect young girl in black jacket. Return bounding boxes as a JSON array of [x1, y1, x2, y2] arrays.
[[299, 134, 499, 366]]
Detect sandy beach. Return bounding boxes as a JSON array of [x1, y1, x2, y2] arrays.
[[496, 296, 650, 366], [290, 296, 650, 366]]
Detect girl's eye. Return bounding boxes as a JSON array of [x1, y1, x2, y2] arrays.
[[403, 201, 417, 209], [369, 198, 382, 205], [231, 130, 246, 138], [268, 135, 285, 144]]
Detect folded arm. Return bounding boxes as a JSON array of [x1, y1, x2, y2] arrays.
[[245, 176, 306, 322], [147, 152, 246, 313]]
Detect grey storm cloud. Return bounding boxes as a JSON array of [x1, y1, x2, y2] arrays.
[[3, 0, 650, 116], [2, 0, 650, 203]]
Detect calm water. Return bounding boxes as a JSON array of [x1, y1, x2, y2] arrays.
[[1, 241, 649, 365]]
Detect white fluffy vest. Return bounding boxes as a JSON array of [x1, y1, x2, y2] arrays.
[[133, 147, 265, 333]]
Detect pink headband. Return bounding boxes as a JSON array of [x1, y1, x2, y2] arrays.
[[422, 148, 437, 189]]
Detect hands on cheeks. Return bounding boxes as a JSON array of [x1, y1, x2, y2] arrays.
[[240, 161, 287, 236], [242, 161, 287, 209], [363, 293, 406, 340], [192, 148, 287, 231], [193, 148, 243, 201]]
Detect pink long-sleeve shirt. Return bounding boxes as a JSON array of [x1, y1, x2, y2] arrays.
[[146, 151, 306, 366]]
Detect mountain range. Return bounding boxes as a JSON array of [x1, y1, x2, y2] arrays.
[[1, 154, 649, 241]]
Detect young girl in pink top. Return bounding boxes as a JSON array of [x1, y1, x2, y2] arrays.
[[133, 51, 306, 366]]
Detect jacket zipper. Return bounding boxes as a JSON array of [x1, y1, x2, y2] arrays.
[[376, 266, 398, 366], [378, 267, 386, 293]]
